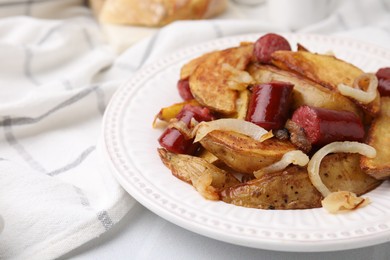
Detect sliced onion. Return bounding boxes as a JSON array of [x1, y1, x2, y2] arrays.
[[168, 119, 194, 140], [254, 150, 309, 178], [191, 172, 219, 201], [337, 73, 378, 104], [222, 63, 254, 91], [307, 141, 376, 197], [321, 191, 370, 214], [194, 118, 269, 143]]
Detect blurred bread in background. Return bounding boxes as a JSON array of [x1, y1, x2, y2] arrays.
[[89, 0, 227, 27]]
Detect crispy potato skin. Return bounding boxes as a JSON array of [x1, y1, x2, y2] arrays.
[[180, 51, 216, 80], [221, 166, 323, 209], [220, 154, 381, 210], [248, 64, 362, 117], [189, 44, 254, 115], [271, 51, 362, 90], [271, 51, 380, 116], [158, 148, 240, 189], [200, 131, 296, 174], [361, 97, 390, 179]]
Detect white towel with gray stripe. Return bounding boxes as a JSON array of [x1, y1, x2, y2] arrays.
[[0, 1, 136, 259], [0, 0, 390, 259]]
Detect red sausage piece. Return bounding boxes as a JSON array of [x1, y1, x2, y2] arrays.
[[246, 81, 294, 130], [254, 33, 291, 64], [177, 79, 194, 101], [376, 67, 390, 96], [158, 105, 213, 154], [291, 106, 365, 146]]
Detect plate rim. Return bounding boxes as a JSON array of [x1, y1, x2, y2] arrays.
[[101, 33, 390, 252]]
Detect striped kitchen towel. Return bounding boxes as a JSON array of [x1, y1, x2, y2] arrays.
[[0, 1, 136, 259]]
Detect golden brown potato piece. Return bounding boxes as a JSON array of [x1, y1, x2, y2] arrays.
[[180, 51, 216, 80], [200, 131, 296, 174], [158, 148, 240, 200], [271, 51, 380, 116], [189, 44, 254, 115], [361, 97, 390, 179], [221, 153, 381, 210], [221, 166, 322, 209], [320, 153, 381, 193], [248, 64, 362, 117]]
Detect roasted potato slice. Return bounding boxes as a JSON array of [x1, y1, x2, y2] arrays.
[[271, 51, 380, 116], [271, 51, 362, 90], [221, 166, 322, 209], [320, 153, 381, 193], [221, 153, 381, 210], [158, 148, 240, 200], [200, 131, 296, 174], [180, 51, 216, 80], [361, 97, 390, 179], [248, 64, 362, 117], [189, 43, 254, 115]]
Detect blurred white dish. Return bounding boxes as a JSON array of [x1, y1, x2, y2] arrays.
[[102, 33, 390, 252]]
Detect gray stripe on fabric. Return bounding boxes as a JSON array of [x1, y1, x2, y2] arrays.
[[3, 117, 47, 173], [97, 211, 114, 231], [137, 30, 160, 69], [38, 23, 63, 45], [73, 186, 91, 208], [0, 0, 68, 7], [82, 28, 94, 49], [47, 146, 95, 176], [336, 12, 348, 30], [211, 21, 223, 38], [0, 85, 100, 126], [24, 46, 39, 86], [93, 87, 106, 115]]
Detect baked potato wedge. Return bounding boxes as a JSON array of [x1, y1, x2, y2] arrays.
[[221, 153, 381, 209], [248, 64, 362, 117], [180, 51, 216, 80], [361, 97, 390, 179], [158, 148, 240, 200], [221, 166, 322, 209], [189, 43, 254, 115], [320, 153, 381, 193], [271, 51, 380, 116], [200, 131, 296, 174]]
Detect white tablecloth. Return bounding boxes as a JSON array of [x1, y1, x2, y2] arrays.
[[0, 0, 389, 259]]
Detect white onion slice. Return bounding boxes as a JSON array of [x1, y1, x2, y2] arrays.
[[168, 119, 193, 139], [321, 191, 370, 214], [194, 118, 269, 143], [337, 73, 378, 104], [307, 141, 376, 197], [222, 63, 254, 91], [254, 150, 309, 178]]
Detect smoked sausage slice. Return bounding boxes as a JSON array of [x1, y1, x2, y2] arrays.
[[291, 106, 365, 146]]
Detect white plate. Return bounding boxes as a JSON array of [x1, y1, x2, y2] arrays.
[[101, 33, 390, 252]]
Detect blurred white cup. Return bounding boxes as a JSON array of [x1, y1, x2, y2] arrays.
[[267, 0, 336, 30]]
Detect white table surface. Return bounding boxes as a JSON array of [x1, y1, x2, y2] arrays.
[[60, 203, 390, 260]]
